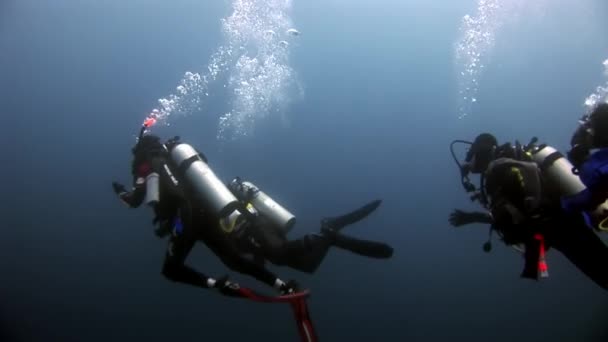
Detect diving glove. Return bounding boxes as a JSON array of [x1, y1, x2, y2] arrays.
[[277, 279, 300, 296], [213, 275, 243, 297], [153, 219, 172, 238], [112, 182, 127, 195]]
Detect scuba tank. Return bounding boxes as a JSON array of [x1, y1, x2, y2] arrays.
[[134, 120, 249, 234], [144, 172, 160, 206], [228, 177, 297, 233], [530, 143, 608, 228], [132, 124, 164, 207], [169, 143, 241, 220], [530, 144, 586, 198]]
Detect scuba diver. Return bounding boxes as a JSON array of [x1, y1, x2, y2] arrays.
[[448, 133, 608, 289], [113, 132, 281, 296], [112, 126, 393, 296], [562, 102, 608, 230]]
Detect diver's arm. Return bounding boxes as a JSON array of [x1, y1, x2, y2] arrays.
[[563, 159, 608, 213], [162, 254, 243, 297], [561, 184, 608, 213], [561, 189, 593, 213], [449, 209, 493, 227], [232, 256, 297, 295], [163, 238, 287, 293], [209, 228, 290, 292], [564, 159, 608, 213], [469, 211, 494, 224], [162, 259, 216, 289], [112, 178, 146, 208], [215, 242, 286, 291]]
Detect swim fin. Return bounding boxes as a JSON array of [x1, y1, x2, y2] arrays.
[[320, 199, 382, 231]]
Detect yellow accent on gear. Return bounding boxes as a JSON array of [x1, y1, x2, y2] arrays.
[[510, 166, 525, 188], [220, 204, 256, 234], [219, 217, 236, 233], [598, 216, 608, 232]]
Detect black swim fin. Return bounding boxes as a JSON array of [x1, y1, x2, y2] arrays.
[[321, 199, 382, 231]]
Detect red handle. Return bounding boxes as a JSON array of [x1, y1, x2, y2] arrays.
[[237, 288, 318, 342]]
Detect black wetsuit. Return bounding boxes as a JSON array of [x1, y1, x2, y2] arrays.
[[481, 157, 608, 289]]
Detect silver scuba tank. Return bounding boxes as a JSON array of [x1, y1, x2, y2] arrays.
[[170, 143, 241, 219], [531, 145, 586, 197], [531, 144, 608, 218], [144, 172, 160, 206], [228, 178, 296, 233]]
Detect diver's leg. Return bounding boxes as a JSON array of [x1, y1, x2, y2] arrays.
[[161, 230, 211, 288], [281, 234, 333, 274], [280, 230, 394, 273], [246, 229, 394, 272], [256, 228, 395, 272], [549, 218, 608, 290], [245, 226, 393, 272], [270, 199, 385, 273], [331, 232, 394, 259], [241, 219, 336, 273], [236, 199, 389, 273]]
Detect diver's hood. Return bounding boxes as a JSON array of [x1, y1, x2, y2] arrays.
[[568, 116, 594, 171], [132, 135, 163, 155], [465, 133, 499, 174]]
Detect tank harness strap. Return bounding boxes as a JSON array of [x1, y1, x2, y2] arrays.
[[538, 151, 563, 172], [176, 155, 203, 176]]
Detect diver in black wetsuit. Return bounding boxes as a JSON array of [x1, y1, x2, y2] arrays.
[[448, 133, 608, 290], [113, 135, 180, 238], [113, 132, 393, 294], [113, 134, 296, 296]]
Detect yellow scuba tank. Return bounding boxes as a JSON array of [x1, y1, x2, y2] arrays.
[[228, 177, 296, 233]]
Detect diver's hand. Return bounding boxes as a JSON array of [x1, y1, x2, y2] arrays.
[[449, 209, 479, 227], [278, 280, 300, 296], [154, 226, 171, 238], [152, 218, 172, 238], [112, 182, 126, 195], [213, 276, 243, 297]]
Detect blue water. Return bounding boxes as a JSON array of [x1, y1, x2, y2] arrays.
[[1, 0, 607, 341]]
